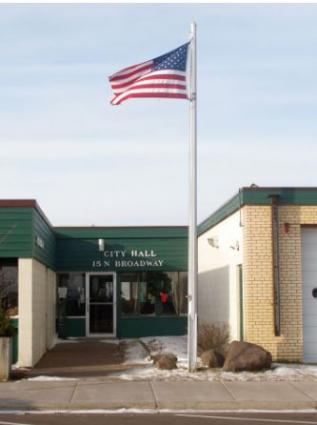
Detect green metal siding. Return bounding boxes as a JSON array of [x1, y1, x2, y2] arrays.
[[32, 209, 56, 269], [118, 317, 187, 338], [0, 206, 56, 268], [55, 227, 187, 239], [0, 208, 33, 257], [56, 237, 187, 272], [62, 316, 186, 339], [63, 318, 86, 337]]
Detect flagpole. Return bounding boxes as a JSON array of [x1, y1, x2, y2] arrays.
[[187, 21, 198, 372]]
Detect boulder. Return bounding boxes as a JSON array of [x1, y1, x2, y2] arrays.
[[200, 349, 224, 368], [223, 341, 272, 372], [153, 352, 177, 370]]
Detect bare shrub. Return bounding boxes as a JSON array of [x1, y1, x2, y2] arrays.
[[197, 322, 230, 356]]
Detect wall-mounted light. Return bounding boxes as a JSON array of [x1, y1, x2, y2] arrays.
[[283, 223, 290, 234], [98, 238, 105, 251], [230, 240, 240, 251], [207, 237, 219, 248]]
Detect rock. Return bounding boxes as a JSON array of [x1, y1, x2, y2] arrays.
[[200, 349, 224, 368], [153, 352, 177, 370], [223, 341, 272, 372]]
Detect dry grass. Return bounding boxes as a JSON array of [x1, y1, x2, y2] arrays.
[[197, 322, 230, 355]]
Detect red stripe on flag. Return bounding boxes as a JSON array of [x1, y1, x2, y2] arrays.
[[112, 74, 186, 91], [109, 64, 153, 82], [125, 83, 186, 91], [111, 92, 188, 105]]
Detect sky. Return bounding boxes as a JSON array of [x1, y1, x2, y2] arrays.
[[1, 3, 317, 226]]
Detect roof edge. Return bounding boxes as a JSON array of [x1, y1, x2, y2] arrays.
[[198, 192, 241, 236], [198, 186, 317, 235], [0, 199, 53, 228]]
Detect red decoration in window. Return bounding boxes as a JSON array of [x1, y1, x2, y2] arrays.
[[160, 292, 168, 304]]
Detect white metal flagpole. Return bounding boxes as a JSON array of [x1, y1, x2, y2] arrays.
[[187, 21, 198, 372]]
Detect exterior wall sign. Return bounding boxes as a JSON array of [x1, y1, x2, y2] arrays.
[[92, 249, 164, 269], [36, 235, 45, 249]]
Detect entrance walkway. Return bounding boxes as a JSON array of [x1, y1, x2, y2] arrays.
[[13, 339, 144, 379]]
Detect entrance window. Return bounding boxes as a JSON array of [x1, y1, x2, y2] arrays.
[[120, 271, 187, 316], [88, 274, 114, 334], [57, 273, 85, 316], [0, 259, 18, 317]]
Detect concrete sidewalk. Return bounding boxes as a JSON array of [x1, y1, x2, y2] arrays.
[[0, 379, 317, 411]]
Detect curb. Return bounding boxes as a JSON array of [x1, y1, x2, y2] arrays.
[[0, 401, 316, 412]]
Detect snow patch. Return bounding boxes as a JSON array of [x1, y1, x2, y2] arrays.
[[112, 362, 317, 382], [51, 336, 80, 347], [25, 376, 78, 382], [123, 340, 151, 364], [111, 335, 317, 382], [141, 335, 188, 365]]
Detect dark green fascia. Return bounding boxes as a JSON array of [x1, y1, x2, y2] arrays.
[[198, 187, 317, 236], [241, 187, 317, 205], [54, 226, 188, 240]]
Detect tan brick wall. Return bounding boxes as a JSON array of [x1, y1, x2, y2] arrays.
[[242, 205, 317, 362]]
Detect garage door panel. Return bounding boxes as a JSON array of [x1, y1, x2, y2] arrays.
[[302, 287, 317, 299], [303, 355, 317, 363], [301, 228, 317, 241], [301, 229, 317, 363], [303, 312, 317, 323], [302, 248, 317, 257], [303, 342, 317, 356], [301, 261, 317, 271], [301, 276, 317, 287], [302, 259, 317, 273], [302, 296, 317, 305], [303, 299, 317, 307], [303, 327, 317, 342]]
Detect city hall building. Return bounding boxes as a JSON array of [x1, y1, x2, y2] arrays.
[[1, 186, 317, 367], [0, 200, 187, 367]]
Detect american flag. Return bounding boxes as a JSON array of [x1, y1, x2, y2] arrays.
[[109, 43, 189, 105]]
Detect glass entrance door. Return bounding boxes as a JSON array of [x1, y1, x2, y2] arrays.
[[86, 273, 116, 336]]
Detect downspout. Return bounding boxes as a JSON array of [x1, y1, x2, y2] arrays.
[[269, 194, 281, 336]]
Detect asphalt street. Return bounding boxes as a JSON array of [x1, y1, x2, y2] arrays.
[[0, 413, 317, 425]]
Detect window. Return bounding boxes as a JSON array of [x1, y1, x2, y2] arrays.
[[120, 271, 187, 316], [179, 272, 188, 314], [0, 259, 18, 317], [57, 273, 85, 316]]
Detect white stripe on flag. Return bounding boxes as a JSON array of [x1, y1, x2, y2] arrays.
[[111, 87, 187, 105], [109, 60, 152, 79], [112, 77, 186, 94]]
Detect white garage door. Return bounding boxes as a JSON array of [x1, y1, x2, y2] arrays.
[[301, 228, 317, 363]]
